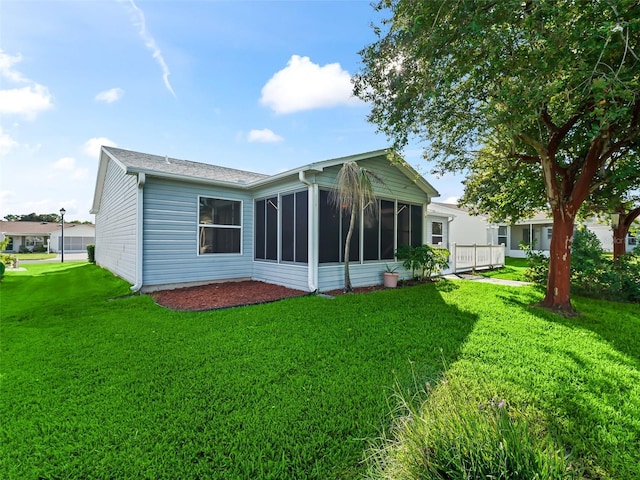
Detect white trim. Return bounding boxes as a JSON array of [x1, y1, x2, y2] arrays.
[[131, 172, 145, 292], [196, 195, 243, 256]]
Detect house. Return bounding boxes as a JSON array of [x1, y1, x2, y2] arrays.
[[427, 202, 492, 249], [0, 221, 95, 253], [90, 147, 441, 293], [430, 203, 637, 257]]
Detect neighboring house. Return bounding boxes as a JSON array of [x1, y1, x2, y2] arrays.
[[0, 221, 95, 253], [427, 202, 492, 249], [91, 147, 441, 293], [589, 221, 637, 254], [430, 203, 637, 257]]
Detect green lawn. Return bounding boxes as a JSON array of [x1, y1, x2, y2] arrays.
[[1, 263, 638, 479], [480, 256, 529, 281]]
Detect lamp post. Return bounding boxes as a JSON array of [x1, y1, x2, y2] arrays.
[[611, 212, 620, 229], [60, 207, 66, 263]]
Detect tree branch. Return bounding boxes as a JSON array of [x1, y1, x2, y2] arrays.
[[625, 205, 640, 228]]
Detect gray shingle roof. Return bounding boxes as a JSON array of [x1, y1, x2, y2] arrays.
[[104, 146, 269, 184]]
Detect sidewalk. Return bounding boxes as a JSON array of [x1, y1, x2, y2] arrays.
[[443, 273, 531, 287], [17, 252, 88, 264]]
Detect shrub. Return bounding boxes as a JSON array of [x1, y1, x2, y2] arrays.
[[1, 254, 15, 266], [365, 373, 575, 480], [570, 227, 640, 302], [521, 243, 549, 286], [87, 244, 96, 263], [396, 244, 449, 281]]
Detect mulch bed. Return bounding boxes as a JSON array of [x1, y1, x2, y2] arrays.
[[150, 280, 405, 311], [151, 280, 309, 311]]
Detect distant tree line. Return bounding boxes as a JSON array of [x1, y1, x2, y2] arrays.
[[3, 213, 93, 224]]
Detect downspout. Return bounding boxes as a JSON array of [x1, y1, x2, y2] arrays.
[[299, 171, 318, 292], [131, 172, 145, 292]]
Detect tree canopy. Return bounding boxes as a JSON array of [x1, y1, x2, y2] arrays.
[[354, 0, 640, 313]]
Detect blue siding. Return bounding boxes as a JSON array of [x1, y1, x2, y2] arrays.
[[252, 261, 309, 291], [94, 160, 138, 283], [316, 157, 428, 204], [142, 177, 254, 288]]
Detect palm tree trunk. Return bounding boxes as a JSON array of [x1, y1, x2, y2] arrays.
[[343, 208, 357, 292]]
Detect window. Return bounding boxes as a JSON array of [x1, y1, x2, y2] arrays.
[[255, 191, 309, 263], [25, 236, 45, 250], [255, 196, 278, 260], [629, 233, 637, 246], [431, 221, 443, 245], [497, 226, 507, 246], [397, 203, 423, 248], [319, 190, 423, 263], [363, 199, 395, 261], [280, 191, 308, 263], [547, 227, 553, 240], [199, 197, 242, 254], [319, 189, 346, 263]]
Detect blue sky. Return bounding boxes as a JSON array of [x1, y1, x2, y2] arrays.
[[1, 0, 464, 222]]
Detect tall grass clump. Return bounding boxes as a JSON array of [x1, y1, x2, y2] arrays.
[[365, 372, 575, 480]]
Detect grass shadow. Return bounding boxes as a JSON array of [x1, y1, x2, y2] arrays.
[[487, 288, 640, 478], [0, 263, 478, 479]]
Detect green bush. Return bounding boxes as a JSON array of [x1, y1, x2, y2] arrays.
[[1, 254, 15, 266], [571, 228, 640, 303], [396, 244, 449, 281], [521, 243, 549, 285], [87, 244, 96, 263], [522, 229, 640, 303], [365, 373, 575, 480], [32, 244, 47, 253]]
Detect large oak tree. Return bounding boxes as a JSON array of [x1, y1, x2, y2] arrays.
[[354, 0, 640, 314]]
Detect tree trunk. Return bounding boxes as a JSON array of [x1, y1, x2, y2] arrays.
[[541, 213, 576, 315], [613, 223, 629, 260], [613, 208, 640, 261], [343, 209, 357, 292]]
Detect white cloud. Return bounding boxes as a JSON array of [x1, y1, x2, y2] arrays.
[[260, 55, 362, 114], [53, 157, 76, 171], [95, 87, 124, 103], [49, 157, 90, 182], [0, 127, 18, 156], [120, 0, 176, 97], [442, 196, 460, 205], [0, 52, 28, 83], [247, 128, 284, 143], [83, 137, 117, 158], [0, 51, 53, 120]]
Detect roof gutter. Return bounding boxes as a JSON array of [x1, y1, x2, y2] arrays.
[[130, 172, 146, 292]]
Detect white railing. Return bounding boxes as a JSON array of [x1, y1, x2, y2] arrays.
[[449, 243, 505, 273]]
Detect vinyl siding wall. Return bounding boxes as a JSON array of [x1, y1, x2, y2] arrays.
[[94, 160, 138, 283], [142, 177, 254, 289]]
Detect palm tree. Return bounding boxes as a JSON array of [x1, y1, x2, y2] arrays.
[[330, 161, 385, 292]]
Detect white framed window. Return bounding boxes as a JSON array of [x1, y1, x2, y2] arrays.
[[198, 197, 242, 254], [431, 221, 443, 245], [629, 234, 637, 246], [498, 225, 507, 246]]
